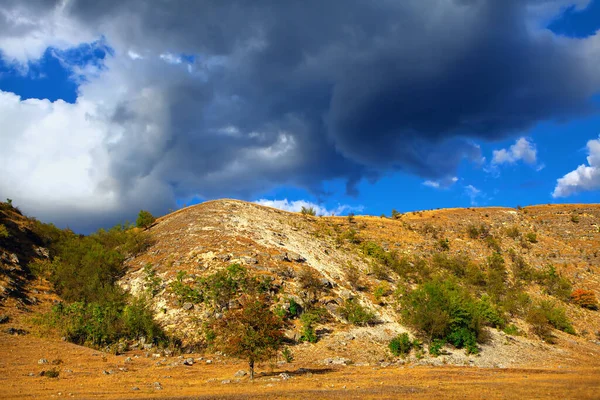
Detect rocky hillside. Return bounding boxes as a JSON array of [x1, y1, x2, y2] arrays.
[[0, 203, 50, 307], [119, 200, 600, 368]]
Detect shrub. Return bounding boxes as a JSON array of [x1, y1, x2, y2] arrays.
[[528, 301, 575, 341], [503, 324, 520, 336], [199, 264, 256, 309], [42, 368, 60, 378], [511, 256, 535, 283], [297, 267, 324, 307], [282, 347, 294, 363], [570, 214, 579, 223], [391, 209, 401, 219], [136, 210, 156, 229], [373, 283, 390, 304], [39, 297, 165, 348], [169, 271, 203, 306], [389, 333, 412, 357], [341, 228, 362, 244], [437, 238, 450, 251], [338, 299, 376, 326], [0, 223, 9, 238], [347, 212, 355, 224], [525, 232, 538, 243], [505, 226, 520, 239], [345, 263, 361, 290], [428, 339, 445, 356], [299, 309, 325, 343], [300, 206, 316, 216], [143, 264, 162, 297], [466, 223, 490, 239], [484, 236, 501, 252], [570, 289, 598, 310], [527, 307, 553, 342], [538, 265, 572, 301], [399, 278, 495, 351]]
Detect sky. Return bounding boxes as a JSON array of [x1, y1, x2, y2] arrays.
[[0, 0, 599, 233]]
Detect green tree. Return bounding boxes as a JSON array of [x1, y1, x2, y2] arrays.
[[209, 295, 284, 379], [136, 210, 156, 229]]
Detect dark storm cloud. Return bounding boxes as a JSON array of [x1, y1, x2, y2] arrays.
[[66, 1, 599, 176], [1, 0, 599, 231]]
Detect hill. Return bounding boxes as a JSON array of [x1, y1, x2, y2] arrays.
[[120, 200, 600, 367], [1, 199, 600, 399]]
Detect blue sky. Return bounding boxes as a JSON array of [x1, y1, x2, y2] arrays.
[[0, 1, 599, 231]]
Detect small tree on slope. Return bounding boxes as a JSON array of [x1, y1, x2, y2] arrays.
[[209, 295, 284, 379], [136, 210, 156, 229]]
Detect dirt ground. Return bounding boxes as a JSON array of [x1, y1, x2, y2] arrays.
[[2, 330, 599, 400]]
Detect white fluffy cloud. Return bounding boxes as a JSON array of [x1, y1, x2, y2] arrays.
[[464, 185, 482, 206], [553, 136, 600, 198], [423, 176, 458, 189], [254, 199, 362, 216], [492, 137, 538, 166]]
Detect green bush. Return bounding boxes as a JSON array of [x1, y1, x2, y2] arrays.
[[539, 301, 575, 334], [39, 297, 165, 348], [0, 223, 9, 238], [525, 232, 538, 243], [136, 210, 156, 229], [503, 324, 520, 336], [538, 265, 572, 301], [143, 264, 162, 297], [299, 309, 325, 343], [389, 333, 412, 357], [199, 264, 258, 309], [527, 301, 575, 342], [428, 339, 445, 356], [399, 278, 495, 351], [169, 271, 203, 305], [339, 299, 376, 326]]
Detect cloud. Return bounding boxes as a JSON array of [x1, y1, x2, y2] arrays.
[[254, 199, 362, 216], [552, 136, 600, 197], [492, 137, 538, 165], [423, 176, 458, 189], [1, 1, 600, 230], [464, 185, 483, 206]]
